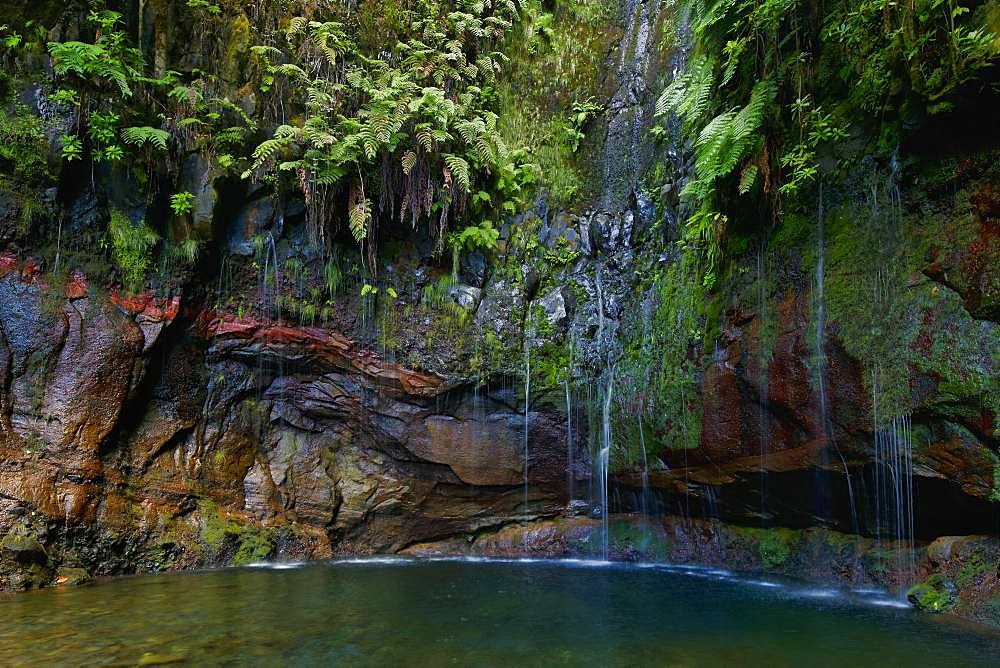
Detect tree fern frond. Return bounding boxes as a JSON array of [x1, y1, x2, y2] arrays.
[[443, 154, 471, 192], [121, 126, 169, 150], [402, 150, 418, 175], [348, 185, 371, 243]]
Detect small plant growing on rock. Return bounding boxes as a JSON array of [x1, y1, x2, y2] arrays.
[[169, 191, 196, 216], [107, 210, 159, 293]]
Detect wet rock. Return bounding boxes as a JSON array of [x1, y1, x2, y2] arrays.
[[908, 574, 959, 612], [415, 415, 525, 486], [448, 284, 481, 310], [459, 250, 487, 286], [138, 652, 186, 665], [523, 268, 541, 302], [227, 197, 276, 256], [564, 500, 591, 517], [54, 567, 91, 587], [927, 536, 963, 565], [181, 152, 220, 235], [633, 189, 657, 235], [587, 212, 612, 255], [1, 528, 48, 565], [538, 287, 569, 327], [64, 187, 101, 237]]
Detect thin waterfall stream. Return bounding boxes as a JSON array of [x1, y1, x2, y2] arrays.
[[600, 371, 613, 561], [814, 183, 859, 534], [3, 0, 999, 660], [523, 338, 531, 549]]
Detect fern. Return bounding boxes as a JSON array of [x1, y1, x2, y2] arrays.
[[108, 210, 159, 293], [348, 186, 371, 242], [121, 126, 170, 151], [401, 150, 418, 175], [656, 56, 716, 134], [242, 0, 529, 265], [443, 154, 471, 192], [681, 79, 775, 203]]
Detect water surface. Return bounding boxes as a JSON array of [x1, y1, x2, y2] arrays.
[[1, 559, 997, 666]]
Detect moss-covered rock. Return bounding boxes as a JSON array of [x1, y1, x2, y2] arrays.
[[198, 501, 275, 566], [908, 574, 959, 612], [1, 528, 48, 564]]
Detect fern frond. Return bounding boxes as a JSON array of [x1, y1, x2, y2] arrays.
[[443, 154, 471, 192], [401, 150, 418, 175], [121, 126, 169, 151], [348, 185, 371, 243]]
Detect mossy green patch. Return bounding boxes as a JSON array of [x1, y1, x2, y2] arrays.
[[198, 501, 274, 566], [955, 553, 997, 589], [907, 574, 958, 612], [614, 252, 704, 470], [740, 526, 799, 569], [606, 517, 670, 561]]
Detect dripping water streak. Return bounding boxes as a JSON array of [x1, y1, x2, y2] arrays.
[[600, 372, 613, 561], [815, 184, 859, 534], [523, 340, 531, 552], [565, 379, 574, 502]]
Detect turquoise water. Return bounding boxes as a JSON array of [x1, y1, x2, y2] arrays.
[[1, 558, 997, 666]]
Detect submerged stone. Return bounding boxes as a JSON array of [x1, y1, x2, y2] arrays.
[[138, 652, 185, 665]]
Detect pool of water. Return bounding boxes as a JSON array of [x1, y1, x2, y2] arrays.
[[2, 558, 997, 666]]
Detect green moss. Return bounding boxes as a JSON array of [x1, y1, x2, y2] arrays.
[[956, 553, 996, 589], [108, 211, 160, 294], [0, 102, 51, 185], [907, 574, 958, 612], [497, 0, 619, 207], [702, 290, 725, 348], [606, 518, 670, 561], [198, 501, 274, 566], [991, 461, 1000, 503], [982, 595, 1000, 621], [770, 211, 813, 251], [740, 527, 798, 569], [758, 531, 794, 568], [614, 253, 704, 470]]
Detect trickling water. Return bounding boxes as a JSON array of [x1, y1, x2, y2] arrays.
[[813, 184, 859, 534], [871, 366, 917, 592], [523, 339, 531, 551], [638, 413, 649, 520], [755, 243, 769, 525], [601, 0, 664, 210], [599, 372, 613, 560], [565, 379, 574, 502], [595, 265, 606, 352], [259, 232, 281, 322], [704, 485, 725, 559]]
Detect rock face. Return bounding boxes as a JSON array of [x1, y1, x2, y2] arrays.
[[0, 0, 997, 635], [0, 260, 582, 583]]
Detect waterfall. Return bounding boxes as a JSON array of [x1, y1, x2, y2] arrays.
[[599, 372, 613, 561], [565, 379, 574, 502], [756, 243, 769, 525], [259, 233, 281, 322], [638, 413, 649, 521], [814, 184, 859, 533], [595, 265, 606, 351], [871, 366, 917, 592], [601, 0, 663, 210], [523, 339, 531, 551]]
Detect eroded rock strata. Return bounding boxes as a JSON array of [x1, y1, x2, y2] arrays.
[[0, 0, 997, 629]]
